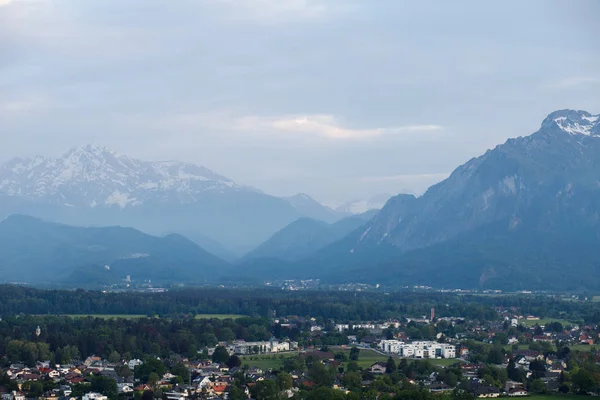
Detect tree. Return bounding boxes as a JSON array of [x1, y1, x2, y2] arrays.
[[212, 346, 230, 364], [444, 371, 458, 387], [507, 359, 523, 382], [487, 348, 503, 365], [386, 356, 396, 374], [309, 362, 332, 387], [171, 362, 190, 384], [148, 372, 160, 386], [306, 387, 347, 400], [135, 358, 166, 383], [141, 390, 154, 400], [342, 371, 362, 391], [572, 369, 595, 393], [349, 347, 360, 361], [116, 365, 133, 378], [108, 350, 121, 364], [227, 355, 242, 369], [23, 381, 43, 398], [252, 379, 278, 400], [529, 378, 546, 394], [276, 372, 293, 390], [229, 385, 246, 400], [347, 360, 359, 372], [90, 375, 118, 399]]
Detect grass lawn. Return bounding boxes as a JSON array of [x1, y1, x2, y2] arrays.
[[520, 318, 575, 327], [568, 344, 598, 352], [333, 347, 389, 368], [503, 343, 597, 353], [241, 354, 297, 370], [61, 313, 245, 320], [194, 314, 246, 320], [429, 358, 462, 367], [241, 348, 462, 371], [332, 347, 462, 368], [528, 395, 587, 400], [64, 314, 148, 319]]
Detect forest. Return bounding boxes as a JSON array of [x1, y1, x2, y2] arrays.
[[1, 285, 599, 323]]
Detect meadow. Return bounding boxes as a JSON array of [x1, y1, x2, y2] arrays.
[[241, 347, 462, 371], [61, 313, 246, 320], [520, 318, 577, 327]]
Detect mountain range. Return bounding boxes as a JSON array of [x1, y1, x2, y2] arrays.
[[0, 145, 350, 254], [2, 109, 600, 290], [0, 214, 228, 285], [241, 210, 377, 263], [280, 109, 600, 290]]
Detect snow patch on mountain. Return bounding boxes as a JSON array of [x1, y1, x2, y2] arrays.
[[544, 109, 600, 136], [0, 144, 251, 208]]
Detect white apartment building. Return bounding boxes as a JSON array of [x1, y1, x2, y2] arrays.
[[379, 340, 456, 359], [232, 339, 295, 355]]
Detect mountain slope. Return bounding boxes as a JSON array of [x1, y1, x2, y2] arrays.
[[0, 215, 229, 284], [283, 193, 347, 223], [267, 109, 600, 289], [165, 230, 239, 262], [0, 145, 304, 252], [350, 109, 600, 253], [241, 214, 368, 262]]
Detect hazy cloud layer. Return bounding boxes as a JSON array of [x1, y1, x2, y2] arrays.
[[1, 0, 599, 205]]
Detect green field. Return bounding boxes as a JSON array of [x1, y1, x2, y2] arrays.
[[240, 349, 388, 371], [194, 314, 246, 320], [241, 348, 462, 371], [503, 343, 597, 353], [528, 395, 587, 400], [241, 354, 297, 370], [335, 348, 389, 368], [568, 344, 598, 352], [332, 348, 462, 368], [520, 318, 575, 327], [428, 358, 462, 367], [65, 314, 148, 319], [61, 313, 245, 320]]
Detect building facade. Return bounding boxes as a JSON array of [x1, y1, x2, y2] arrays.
[[379, 340, 456, 359]]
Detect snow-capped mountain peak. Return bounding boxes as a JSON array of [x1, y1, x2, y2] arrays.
[[542, 109, 600, 136], [0, 145, 247, 208]]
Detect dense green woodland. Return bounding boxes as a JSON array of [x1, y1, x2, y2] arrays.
[[0, 316, 280, 365], [2, 285, 600, 323]]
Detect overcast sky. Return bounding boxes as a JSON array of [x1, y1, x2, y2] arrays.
[[1, 0, 599, 206]]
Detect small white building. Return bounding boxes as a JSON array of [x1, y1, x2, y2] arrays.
[[232, 339, 293, 355], [83, 393, 108, 400], [128, 359, 143, 370]]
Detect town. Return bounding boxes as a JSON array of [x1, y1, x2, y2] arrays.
[[1, 289, 600, 400]]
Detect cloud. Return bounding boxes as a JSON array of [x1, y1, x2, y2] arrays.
[[236, 114, 443, 140], [356, 173, 450, 183], [0, 0, 14, 6], [208, 0, 328, 21], [546, 76, 600, 89], [0, 100, 36, 112], [0, 94, 46, 114]]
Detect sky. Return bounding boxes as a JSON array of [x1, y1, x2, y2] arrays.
[[1, 0, 599, 206]]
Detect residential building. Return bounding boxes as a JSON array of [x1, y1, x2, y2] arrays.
[[379, 340, 456, 359], [83, 393, 108, 400]]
